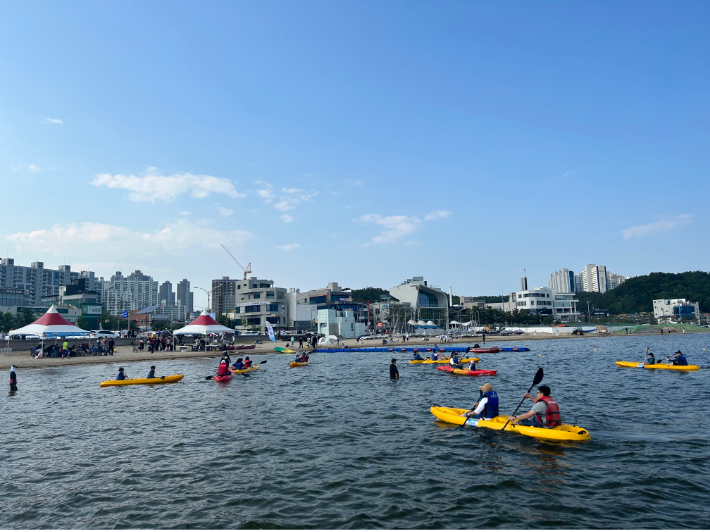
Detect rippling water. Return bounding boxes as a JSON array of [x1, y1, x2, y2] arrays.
[[2, 334, 710, 528]]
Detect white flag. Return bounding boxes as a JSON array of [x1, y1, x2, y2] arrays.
[[265, 320, 275, 343]]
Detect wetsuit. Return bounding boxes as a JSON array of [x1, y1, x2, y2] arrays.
[[389, 363, 399, 379], [9, 368, 17, 392]]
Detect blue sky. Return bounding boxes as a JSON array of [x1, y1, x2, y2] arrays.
[[1, 1, 708, 310]]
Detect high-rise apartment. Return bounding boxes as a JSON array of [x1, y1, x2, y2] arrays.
[[215, 276, 287, 331], [548, 269, 576, 293], [159, 281, 175, 306], [103, 270, 159, 315], [176, 279, 194, 313], [0, 258, 103, 305]]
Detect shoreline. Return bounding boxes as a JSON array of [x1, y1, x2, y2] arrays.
[[2, 330, 706, 371]]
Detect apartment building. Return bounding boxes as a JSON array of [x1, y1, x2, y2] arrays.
[[103, 270, 159, 315], [214, 276, 287, 331]]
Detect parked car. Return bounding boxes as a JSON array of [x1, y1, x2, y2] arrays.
[[90, 330, 120, 339]]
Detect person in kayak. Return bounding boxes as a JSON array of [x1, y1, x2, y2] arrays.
[[220, 352, 232, 368], [9, 365, 18, 392], [302, 352, 309, 362], [431, 350, 439, 361], [147, 366, 157, 379], [667, 350, 688, 366], [645, 350, 656, 365], [508, 385, 562, 428], [116, 367, 128, 380], [244, 357, 252, 368], [232, 358, 244, 370], [217, 358, 231, 377], [449, 353, 463, 369], [412, 350, 423, 361], [390, 358, 399, 379], [468, 359, 477, 371], [464, 383, 498, 420]]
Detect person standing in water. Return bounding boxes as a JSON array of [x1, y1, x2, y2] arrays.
[[9, 365, 18, 392], [390, 358, 399, 379]]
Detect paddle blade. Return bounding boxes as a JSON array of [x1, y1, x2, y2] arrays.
[[205, 376, 214, 380], [259, 360, 267, 364], [533, 367, 544, 386]]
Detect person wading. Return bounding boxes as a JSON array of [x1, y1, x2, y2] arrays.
[[9, 365, 18, 392]]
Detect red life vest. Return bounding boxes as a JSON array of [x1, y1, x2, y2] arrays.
[[535, 396, 562, 427], [217, 361, 230, 376]]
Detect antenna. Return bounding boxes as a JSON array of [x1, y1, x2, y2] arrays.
[[220, 244, 252, 280]]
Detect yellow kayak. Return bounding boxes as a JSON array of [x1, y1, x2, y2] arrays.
[[289, 361, 310, 368], [232, 365, 259, 374], [409, 357, 479, 364], [100, 374, 185, 387], [274, 347, 296, 354], [616, 361, 700, 371], [430, 406, 591, 442]]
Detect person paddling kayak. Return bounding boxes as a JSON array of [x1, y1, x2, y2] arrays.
[[667, 350, 688, 366], [449, 353, 463, 369], [116, 367, 128, 380], [244, 357, 252, 368], [412, 350, 423, 361], [507, 385, 561, 428], [231, 358, 244, 370], [645, 349, 655, 365], [217, 358, 231, 378], [147, 366, 157, 379], [463, 383, 498, 420]]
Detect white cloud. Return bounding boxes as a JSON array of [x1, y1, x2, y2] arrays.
[[275, 243, 300, 252], [282, 188, 304, 194], [424, 210, 450, 221], [3, 219, 250, 258], [179, 211, 191, 216], [217, 206, 233, 217], [92, 166, 245, 202], [620, 215, 692, 240], [255, 181, 275, 203], [355, 214, 421, 244], [281, 214, 294, 223], [42, 118, 63, 125], [9, 165, 20, 172], [274, 190, 317, 211], [28, 164, 40, 172]]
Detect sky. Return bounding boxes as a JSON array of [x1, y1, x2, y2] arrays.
[[1, 1, 709, 310]]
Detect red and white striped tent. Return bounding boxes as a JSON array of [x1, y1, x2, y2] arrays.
[[172, 310, 234, 335], [8, 305, 90, 338]]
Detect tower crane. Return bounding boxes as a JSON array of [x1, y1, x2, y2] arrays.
[[220, 244, 252, 280]]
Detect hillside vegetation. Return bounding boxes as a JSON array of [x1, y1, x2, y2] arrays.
[[566, 271, 709, 314]]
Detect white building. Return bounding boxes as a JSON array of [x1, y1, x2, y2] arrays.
[[549, 269, 576, 293], [653, 298, 700, 323], [514, 287, 580, 322], [103, 270, 159, 315], [579, 264, 626, 293], [216, 276, 287, 331], [317, 309, 367, 339], [389, 277, 448, 311]]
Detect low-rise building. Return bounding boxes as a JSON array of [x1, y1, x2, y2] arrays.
[[317, 309, 367, 339], [388, 276, 448, 329], [214, 276, 287, 331], [653, 298, 700, 323], [514, 287, 580, 322]]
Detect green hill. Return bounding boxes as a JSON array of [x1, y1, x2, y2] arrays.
[[574, 271, 709, 314]]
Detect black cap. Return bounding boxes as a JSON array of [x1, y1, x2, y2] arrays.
[[391, 358, 397, 363]]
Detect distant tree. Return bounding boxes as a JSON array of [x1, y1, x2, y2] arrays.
[[351, 287, 390, 303], [76, 316, 90, 330]]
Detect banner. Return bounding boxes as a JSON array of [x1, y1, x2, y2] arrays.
[[265, 320, 275, 343]]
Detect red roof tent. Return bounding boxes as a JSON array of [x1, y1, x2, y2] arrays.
[[188, 313, 221, 327], [32, 308, 75, 327]]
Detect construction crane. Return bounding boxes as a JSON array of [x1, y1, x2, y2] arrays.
[[220, 244, 252, 280]]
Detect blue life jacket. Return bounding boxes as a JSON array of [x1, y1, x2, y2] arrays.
[[481, 391, 499, 418], [116, 372, 126, 380], [147, 370, 156, 379], [234, 362, 244, 369], [469, 362, 477, 371], [677, 354, 688, 366], [432, 353, 438, 360]]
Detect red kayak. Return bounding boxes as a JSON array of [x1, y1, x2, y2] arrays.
[[223, 344, 256, 351], [437, 366, 498, 377], [471, 347, 500, 353], [214, 371, 233, 382]]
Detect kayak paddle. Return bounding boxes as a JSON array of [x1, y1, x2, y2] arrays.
[[501, 367, 544, 432]]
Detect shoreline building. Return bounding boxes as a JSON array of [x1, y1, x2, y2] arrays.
[[214, 276, 287, 331], [286, 282, 368, 331], [103, 270, 159, 316], [514, 287, 580, 322], [653, 298, 700, 324], [387, 277, 449, 330], [159, 281, 176, 307]]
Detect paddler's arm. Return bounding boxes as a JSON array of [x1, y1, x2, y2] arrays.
[[508, 409, 535, 423]]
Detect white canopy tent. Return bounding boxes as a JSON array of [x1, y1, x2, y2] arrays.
[[172, 310, 235, 336], [8, 305, 90, 338]]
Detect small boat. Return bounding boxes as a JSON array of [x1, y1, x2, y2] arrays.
[[235, 344, 256, 350], [409, 357, 479, 364], [100, 374, 184, 387], [471, 347, 500, 353], [275, 347, 296, 354], [615, 361, 700, 371], [289, 361, 310, 368], [437, 366, 497, 377], [430, 406, 590, 441], [232, 365, 259, 374], [214, 371, 233, 382]]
